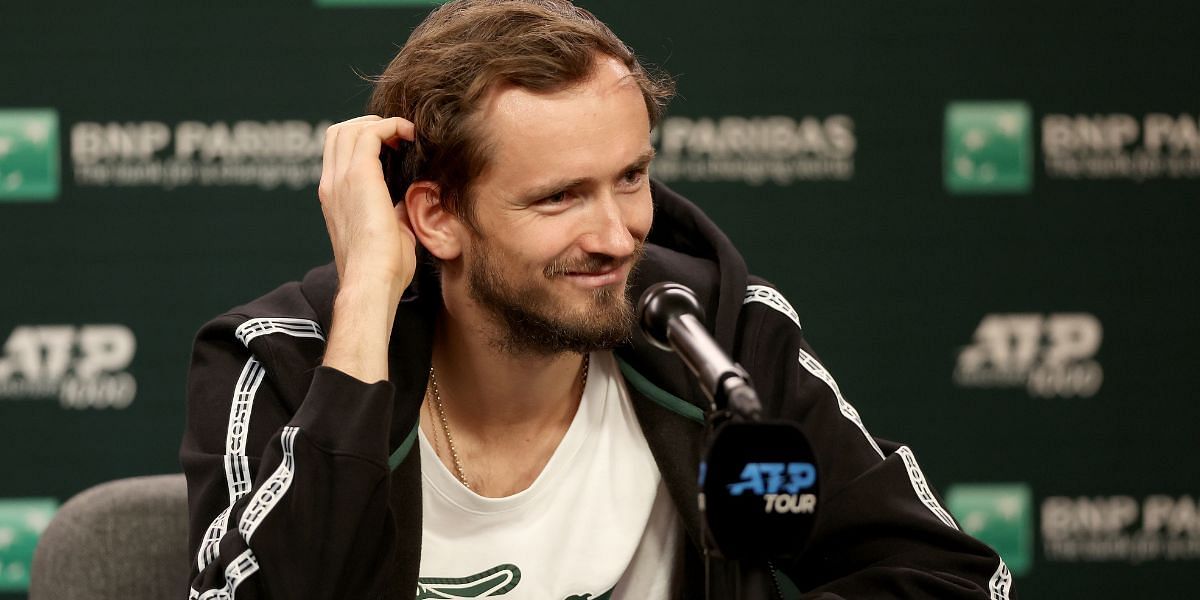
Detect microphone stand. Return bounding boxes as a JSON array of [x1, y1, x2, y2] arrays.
[[667, 315, 777, 600], [638, 282, 788, 600], [698, 365, 777, 600]]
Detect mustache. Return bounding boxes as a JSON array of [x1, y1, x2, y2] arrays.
[[543, 240, 646, 278]]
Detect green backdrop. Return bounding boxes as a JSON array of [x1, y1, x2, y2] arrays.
[[2, 1, 1198, 597]]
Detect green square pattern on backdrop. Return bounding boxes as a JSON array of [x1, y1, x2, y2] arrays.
[[0, 498, 58, 591], [946, 483, 1033, 576], [943, 101, 1032, 194], [0, 109, 60, 202]]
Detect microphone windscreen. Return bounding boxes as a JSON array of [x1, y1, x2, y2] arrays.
[[700, 420, 819, 560], [638, 282, 705, 351]]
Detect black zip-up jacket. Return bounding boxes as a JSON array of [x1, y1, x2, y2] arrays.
[[181, 181, 1013, 599]]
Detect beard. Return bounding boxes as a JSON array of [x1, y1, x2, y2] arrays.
[[465, 236, 644, 357]]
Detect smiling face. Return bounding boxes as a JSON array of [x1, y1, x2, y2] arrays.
[[446, 55, 655, 355]]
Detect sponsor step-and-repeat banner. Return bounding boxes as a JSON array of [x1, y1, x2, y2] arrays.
[[2, 1, 1197, 597], [71, 120, 329, 191]]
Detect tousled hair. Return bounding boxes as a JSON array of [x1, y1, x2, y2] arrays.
[[368, 0, 674, 227]]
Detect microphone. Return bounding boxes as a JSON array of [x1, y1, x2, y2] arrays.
[[637, 282, 760, 418], [637, 282, 819, 561]]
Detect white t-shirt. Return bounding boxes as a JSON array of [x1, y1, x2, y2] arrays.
[[417, 351, 680, 600]]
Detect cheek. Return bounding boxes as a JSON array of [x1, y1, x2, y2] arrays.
[[533, 230, 582, 265], [627, 192, 654, 239], [485, 230, 568, 273]]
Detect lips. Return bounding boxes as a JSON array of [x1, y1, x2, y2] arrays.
[[563, 262, 629, 287]]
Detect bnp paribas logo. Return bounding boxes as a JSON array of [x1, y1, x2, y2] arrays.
[[944, 102, 1032, 194], [946, 483, 1032, 577], [0, 109, 60, 202], [0, 498, 58, 591]]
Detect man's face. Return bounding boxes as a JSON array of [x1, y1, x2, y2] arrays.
[[456, 56, 655, 356]]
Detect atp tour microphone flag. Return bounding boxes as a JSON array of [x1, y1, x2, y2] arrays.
[[701, 421, 819, 560]]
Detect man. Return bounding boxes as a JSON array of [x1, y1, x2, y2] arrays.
[[181, 1, 1013, 598]]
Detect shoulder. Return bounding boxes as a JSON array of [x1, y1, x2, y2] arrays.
[[198, 262, 336, 339], [190, 263, 337, 389], [639, 251, 801, 332], [740, 276, 803, 333]]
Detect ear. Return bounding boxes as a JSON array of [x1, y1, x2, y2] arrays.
[[405, 181, 464, 260]]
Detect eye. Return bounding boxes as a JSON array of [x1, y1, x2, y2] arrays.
[[540, 190, 569, 204], [621, 167, 647, 188]]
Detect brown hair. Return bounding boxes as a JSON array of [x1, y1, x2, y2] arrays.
[[368, 0, 674, 227]]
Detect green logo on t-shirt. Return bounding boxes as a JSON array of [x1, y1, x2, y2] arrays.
[[417, 564, 521, 599], [563, 592, 613, 600], [415, 563, 613, 599]]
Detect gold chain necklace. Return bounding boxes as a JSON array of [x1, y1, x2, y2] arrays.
[[426, 354, 590, 491]]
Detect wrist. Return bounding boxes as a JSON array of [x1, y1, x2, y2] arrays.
[[338, 267, 409, 308], [324, 282, 400, 384]]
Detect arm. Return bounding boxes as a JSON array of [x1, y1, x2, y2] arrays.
[[180, 116, 419, 599], [318, 116, 417, 384], [180, 317, 398, 599], [738, 283, 1013, 599]]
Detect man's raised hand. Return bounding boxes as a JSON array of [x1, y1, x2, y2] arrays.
[[318, 115, 417, 383], [318, 115, 418, 301]]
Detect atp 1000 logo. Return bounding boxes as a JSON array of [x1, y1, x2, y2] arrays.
[[954, 313, 1102, 398], [0, 325, 137, 409]]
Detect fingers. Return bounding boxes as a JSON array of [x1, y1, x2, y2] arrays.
[[349, 121, 406, 180], [349, 118, 415, 165], [327, 117, 416, 184], [322, 116, 380, 170], [321, 115, 378, 203], [333, 119, 365, 182], [320, 116, 414, 196], [317, 114, 421, 299], [384, 118, 416, 147]]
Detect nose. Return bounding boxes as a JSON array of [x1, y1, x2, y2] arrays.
[[578, 191, 646, 259]]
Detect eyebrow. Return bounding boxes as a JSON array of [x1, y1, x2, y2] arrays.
[[520, 148, 657, 202]]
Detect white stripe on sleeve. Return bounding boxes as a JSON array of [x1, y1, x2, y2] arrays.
[[796, 348, 885, 459], [744, 284, 802, 331], [989, 559, 1012, 600], [740, 285, 884, 459], [235, 317, 326, 346], [195, 318, 324, 571], [744, 286, 993, 587], [196, 549, 260, 600], [238, 426, 300, 542], [895, 446, 959, 530]]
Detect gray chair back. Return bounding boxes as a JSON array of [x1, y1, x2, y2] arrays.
[[29, 474, 189, 600]]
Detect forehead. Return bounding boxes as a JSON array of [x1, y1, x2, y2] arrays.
[[470, 56, 651, 196]]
